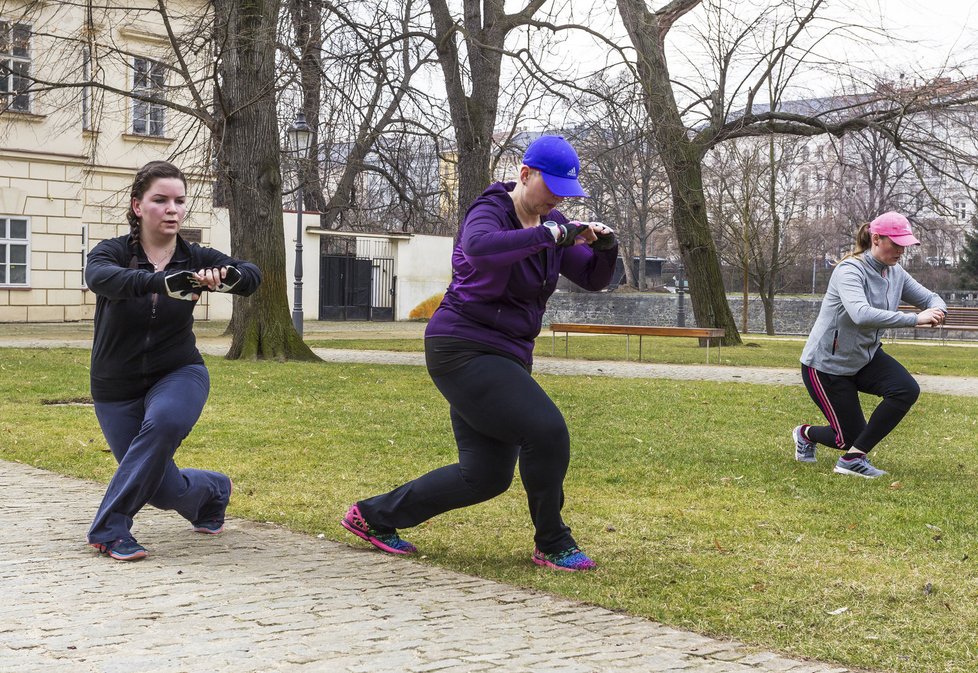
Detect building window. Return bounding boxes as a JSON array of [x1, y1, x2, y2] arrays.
[[132, 57, 166, 137], [0, 20, 31, 113], [1, 216, 30, 286], [953, 200, 968, 221]]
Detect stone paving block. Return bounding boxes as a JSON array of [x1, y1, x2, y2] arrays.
[[1, 460, 858, 673]]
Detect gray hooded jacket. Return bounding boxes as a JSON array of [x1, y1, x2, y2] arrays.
[[800, 252, 946, 375]]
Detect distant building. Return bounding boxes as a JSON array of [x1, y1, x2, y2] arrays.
[[0, 2, 230, 322]]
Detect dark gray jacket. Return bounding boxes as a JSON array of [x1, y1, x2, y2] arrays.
[[800, 252, 945, 375]]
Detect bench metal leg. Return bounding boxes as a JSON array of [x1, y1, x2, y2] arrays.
[[639, 335, 643, 362], [626, 334, 630, 360]]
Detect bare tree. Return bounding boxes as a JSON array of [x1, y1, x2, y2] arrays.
[[428, 0, 553, 213], [614, 0, 978, 344], [277, 0, 450, 235], [5, 0, 317, 359], [705, 136, 812, 333], [568, 74, 670, 289]]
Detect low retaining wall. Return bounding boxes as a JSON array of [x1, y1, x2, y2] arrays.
[[543, 292, 978, 341]]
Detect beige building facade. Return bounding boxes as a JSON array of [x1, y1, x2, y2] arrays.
[[0, 1, 228, 323], [2, 2, 453, 324]]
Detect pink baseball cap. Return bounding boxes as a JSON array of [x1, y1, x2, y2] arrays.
[[869, 212, 920, 246]]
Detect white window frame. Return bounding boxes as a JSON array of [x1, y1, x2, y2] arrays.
[[0, 216, 31, 287], [131, 56, 166, 137], [953, 200, 968, 221], [0, 20, 31, 113]]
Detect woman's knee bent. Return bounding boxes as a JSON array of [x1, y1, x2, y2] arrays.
[[887, 378, 920, 410], [459, 466, 514, 502]]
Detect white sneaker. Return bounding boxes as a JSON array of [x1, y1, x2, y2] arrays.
[[793, 425, 817, 463], [833, 455, 887, 479]]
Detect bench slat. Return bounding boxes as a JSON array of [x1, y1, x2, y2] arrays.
[[549, 322, 726, 364], [549, 323, 725, 339], [894, 306, 978, 340]]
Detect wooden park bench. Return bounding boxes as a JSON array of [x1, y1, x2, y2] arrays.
[[549, 322, 727, 364], [897, 305, 978, 342]]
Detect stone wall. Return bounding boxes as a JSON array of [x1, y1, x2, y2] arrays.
[[544, 291, 978, 340]]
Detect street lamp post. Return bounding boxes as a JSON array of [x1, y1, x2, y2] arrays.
[[287, 112, 313, 336], [676, 262, 686, 327]]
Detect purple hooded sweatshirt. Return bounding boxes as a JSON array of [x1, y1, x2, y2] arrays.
[[425, 181, 618, 364]]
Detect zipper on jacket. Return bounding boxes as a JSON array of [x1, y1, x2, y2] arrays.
[[538, 249, 549, 291], [831, 330, 838, 355]]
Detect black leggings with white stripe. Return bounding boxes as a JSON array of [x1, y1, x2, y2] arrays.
[[801, 348, 920, 453]]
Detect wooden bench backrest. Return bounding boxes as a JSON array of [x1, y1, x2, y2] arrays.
[[897, 305, 978, 328], [549, 323, 726, 339]]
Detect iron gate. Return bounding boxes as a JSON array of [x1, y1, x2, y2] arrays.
[[319, 254, 395, 321]]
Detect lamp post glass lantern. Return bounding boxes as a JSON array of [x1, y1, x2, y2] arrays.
[[287, 112, 313, 335]]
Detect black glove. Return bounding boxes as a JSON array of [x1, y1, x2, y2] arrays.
[[589, 223, 618, 251], [163, 270, 202, 301], [213, 266, 242, 293], [543, 221, 591, 247]]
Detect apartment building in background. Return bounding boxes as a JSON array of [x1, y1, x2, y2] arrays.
[[0, 2, 231, 323]]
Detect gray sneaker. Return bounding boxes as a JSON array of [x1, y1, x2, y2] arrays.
[[833, 455, 887, 479], [793, 425, 817, 463]]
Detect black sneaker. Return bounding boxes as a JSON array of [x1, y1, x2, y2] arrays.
[[91, 537, 148, 561], [192, 477, 231, 534]]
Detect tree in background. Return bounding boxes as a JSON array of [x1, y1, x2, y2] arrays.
[[288, 0, 443, 232], [569, 75, 671, 290], [705, 135, 812, 333], [212, 0, 318, 359], [429, 0, 551, 214], [957, 210, 978, 289], [614, 0, 978, 345], [8, 1, 317, 359]]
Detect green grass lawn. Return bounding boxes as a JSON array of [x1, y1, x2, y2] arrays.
[[307, 333, 978, 377], [2, 347, 977, 672]]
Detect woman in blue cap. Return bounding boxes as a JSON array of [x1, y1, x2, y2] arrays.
[[342, 135, 618, 571], [792, 212, 945, 478]]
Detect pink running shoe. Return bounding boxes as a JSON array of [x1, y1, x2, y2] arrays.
[[341, 504, 416, 555], [532, 546, 596, 572]]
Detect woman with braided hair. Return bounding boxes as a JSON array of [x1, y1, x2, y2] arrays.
[[342, 135, 618, 571], [85, 160, 261, 561]]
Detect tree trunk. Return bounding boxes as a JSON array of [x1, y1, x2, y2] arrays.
[[616, 0, 740, 345], [213, 0, 319, 361], [669, 159, 740, 343], [454, 134, 494, 224], [760, 288, 775, 335], [429, 0, 540, 214], [289, 0, 328, 216]]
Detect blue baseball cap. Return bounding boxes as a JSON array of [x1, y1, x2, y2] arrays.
[[523, 135, 588, 198]]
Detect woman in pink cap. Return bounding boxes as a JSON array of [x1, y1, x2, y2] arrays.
[[792, 212, 946, 478]]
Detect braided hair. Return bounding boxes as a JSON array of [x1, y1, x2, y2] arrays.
[[126, 160, 187, 247]]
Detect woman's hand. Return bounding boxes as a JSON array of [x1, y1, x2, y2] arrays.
[[916, 307, 945, 327], [586, 222, 617, 251], [193, 267, 230, 292]]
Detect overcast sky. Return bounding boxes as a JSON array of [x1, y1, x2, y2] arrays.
[[548, 0, 978, 103]]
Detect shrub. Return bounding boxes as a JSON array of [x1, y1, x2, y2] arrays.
[[408, 293, 444, 320]]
